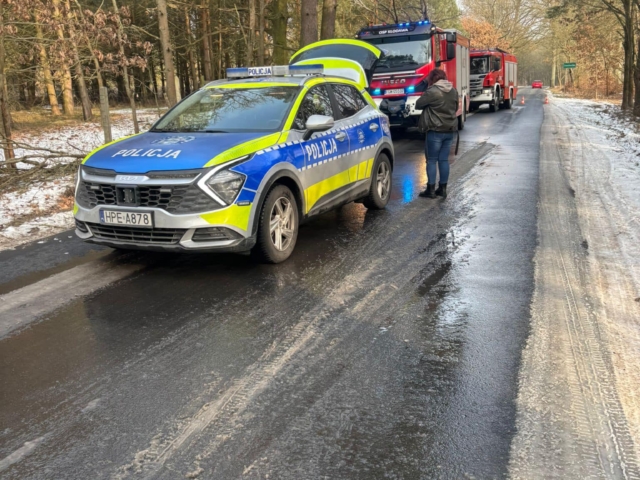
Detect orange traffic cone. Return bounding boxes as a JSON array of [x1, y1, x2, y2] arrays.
[[544, 96, 549, 104], [520, 96, 525, 105]]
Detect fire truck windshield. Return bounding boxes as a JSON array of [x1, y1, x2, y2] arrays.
[[367, 34, 431, 72], [471, 57, 490, 75]]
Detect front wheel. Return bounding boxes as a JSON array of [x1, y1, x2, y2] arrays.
[[363, 153, 392, 210], [252, 184, 299, 263], [489, 94, 498, 112]]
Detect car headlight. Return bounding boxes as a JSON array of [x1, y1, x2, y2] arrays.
[[205, 170, 245, 205], [483, 88, 492, 94]]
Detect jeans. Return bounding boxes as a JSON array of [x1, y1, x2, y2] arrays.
[[425, 131, 454, 185]]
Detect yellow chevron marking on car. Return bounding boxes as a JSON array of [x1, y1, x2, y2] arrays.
[[200, 204, 252, 231], [204, 132, 282, 167], [82, 134, 141, 164], [290, 39, 382, 61], [208, 83, 299, 89], [365, 158, 374, 177], [294, 59, 368, 89], [304, 159, 371, 213]]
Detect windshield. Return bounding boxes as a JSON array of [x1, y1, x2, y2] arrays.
[[152, 86, 300, 133], [368, 34, 431, 71], [471, 57, 490, 75]]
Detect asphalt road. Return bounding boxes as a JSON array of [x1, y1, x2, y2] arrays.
[[1, 89, 545, 479]]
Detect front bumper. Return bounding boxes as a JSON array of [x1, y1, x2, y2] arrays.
[[373, 96, 422, 126], [470, 92, 494, 103], [74, 204, 255, 253]]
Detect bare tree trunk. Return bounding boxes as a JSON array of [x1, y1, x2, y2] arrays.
[[157, 0, 178, 106], [35, 20, 61, 116], [246, 0, 255, 66], [73, 0, 104, 89], [112, 0, 139, 133], [257, 0, 265, 64], [300, 0, 318, 47], [0, 4, 14, 166], [65, 0, 92, 121], [320, 0, 337, 40], [551, 47, 557, 88], [634, 33, 640, 115], [52, 0, 74, 115], [271, 0, 289, 64], [185, 8, 200, 90], [201, 1, 214, 80]]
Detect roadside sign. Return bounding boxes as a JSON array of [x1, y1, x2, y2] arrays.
[[563, 62, 576, 69]]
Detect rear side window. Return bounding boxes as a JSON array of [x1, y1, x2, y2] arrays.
[[293, 85, 334, 130], [332, 84, 368, 118]]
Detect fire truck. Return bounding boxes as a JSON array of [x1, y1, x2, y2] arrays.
[[355, 21, 470, 130], [469, 48, 518, 112]]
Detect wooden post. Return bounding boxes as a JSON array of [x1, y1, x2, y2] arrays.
[[99, 87, 112, 144]]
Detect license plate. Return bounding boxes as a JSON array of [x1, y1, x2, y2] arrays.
[[386, 88, 404, 95], [100, 210, 153, 228]]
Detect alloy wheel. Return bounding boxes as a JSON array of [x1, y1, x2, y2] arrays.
[[270, 196, 294, 251], [376, 161, 391, 200]]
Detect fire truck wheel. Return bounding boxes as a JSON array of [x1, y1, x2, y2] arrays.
[[489, 93, 499, 112], [458, 107, 466, 130], [503, 95, 513, 109]]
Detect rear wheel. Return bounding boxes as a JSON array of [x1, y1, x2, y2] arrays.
[[252, 184, 299, 263], [363, 153, 392, 210], [503, 92, 513, 109]]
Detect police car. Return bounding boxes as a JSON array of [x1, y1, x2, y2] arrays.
[[74, 41, 393, 262]]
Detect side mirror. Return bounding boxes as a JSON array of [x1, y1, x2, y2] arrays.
[[303, 114, 334, 140], [445, 32, 456, 43], [447, 43, 456, 60]]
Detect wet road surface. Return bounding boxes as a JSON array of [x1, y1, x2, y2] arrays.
[[1, 89, 545, 479]]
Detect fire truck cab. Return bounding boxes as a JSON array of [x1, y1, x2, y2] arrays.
[[355, 21, 470, 131], [469, 49, 518, 112]]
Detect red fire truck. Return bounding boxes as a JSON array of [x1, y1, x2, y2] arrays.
[[356, 21, 470, 130], [469, 48, 518, 112]]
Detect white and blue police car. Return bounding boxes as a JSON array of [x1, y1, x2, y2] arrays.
[[74, 43, 393, 262]]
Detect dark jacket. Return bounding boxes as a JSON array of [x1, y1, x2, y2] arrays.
[[416, 80, 459, 133]]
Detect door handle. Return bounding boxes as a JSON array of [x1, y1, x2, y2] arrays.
[[369, 123, 379, 132], [335, 132, 347, 142]]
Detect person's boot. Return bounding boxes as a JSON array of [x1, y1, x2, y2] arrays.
[[435, 183, 447, 199], [419, 184, 437, 198]]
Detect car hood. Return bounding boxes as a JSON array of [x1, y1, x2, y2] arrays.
[[83, 131, 278, 173]]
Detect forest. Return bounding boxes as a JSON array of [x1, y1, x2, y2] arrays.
[[0, 0, 635, 156]]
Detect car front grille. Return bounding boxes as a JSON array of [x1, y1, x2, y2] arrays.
[[76, 182, 220, 214], [86, 223, 186, 245]]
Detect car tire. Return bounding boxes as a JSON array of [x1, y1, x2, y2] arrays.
[[363, 153, 392, 210], [252, 184, 299, 263]]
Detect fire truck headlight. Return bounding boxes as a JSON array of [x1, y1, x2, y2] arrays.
[[483, 88, 492, 95]]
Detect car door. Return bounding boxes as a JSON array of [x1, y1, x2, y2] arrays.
[[290, 83, 352, 215], [330, 82, 383, 185]]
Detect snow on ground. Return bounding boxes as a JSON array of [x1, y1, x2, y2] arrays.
[[0, 108, 164, 251], [553, 96, 640, 207]]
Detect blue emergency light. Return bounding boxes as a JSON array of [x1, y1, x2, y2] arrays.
[[373, 88, 382, 95], [226, 64, 324, 78], [406, 85, 415, 93]]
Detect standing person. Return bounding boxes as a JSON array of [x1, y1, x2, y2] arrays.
[[416, 69, 459, 199]]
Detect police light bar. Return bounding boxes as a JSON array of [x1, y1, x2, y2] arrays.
[[226, 64, 324, 78]]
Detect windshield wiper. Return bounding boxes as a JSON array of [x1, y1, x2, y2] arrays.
[[202, 129, 228, 133], [151, 128, 179, 133]]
